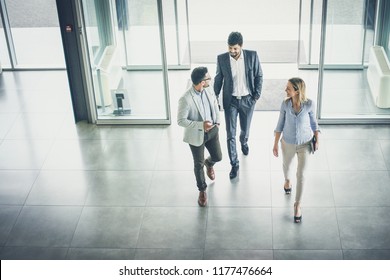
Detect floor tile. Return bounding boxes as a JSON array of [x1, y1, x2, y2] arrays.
[[86, 171, 152, 206], [337, 207, 390, 249], [272, 207, 341, 250], [0, 206, 22, 246], [67, 248, 135, 260], [343, 249, 390, 260], [98, 140, 160, 170], [273, 250, 343, 260], [0, 246, 68, 260], [0, 170, 39, 205], [6, 206, 82, 247], [5, 113, 66, 139], [271, 171, 335, 208], [137, 207, 207, 249], [204, 249, 273, 260], [134, 249, 203, 260], [154, 140, 195, 171], [0, 139, 53, 169], [25, 170, 94, 206], [147, 171, 200, 207], [332, 171, 390, 207], [42, 139, 107, 170], [379, 140, 390, 170], [208, 171, 271, 207], [326, 140, 387, 171], [71, 207, 144, 248], [57, 120, 112, 140], [0, 113, 18, 139], [205, 208, 273, 250]]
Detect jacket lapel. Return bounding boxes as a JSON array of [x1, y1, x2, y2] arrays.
[[204, 89, 215, 122], [243, 50, 249, 73], [223, 53, 233, 79], [190, 88, 205, 120]]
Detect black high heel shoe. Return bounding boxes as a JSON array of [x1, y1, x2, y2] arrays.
[[284, 185, 292, 195], [294, 203, 302, 223]]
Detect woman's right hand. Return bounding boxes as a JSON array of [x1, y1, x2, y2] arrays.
[[273, 144, 279, 157]]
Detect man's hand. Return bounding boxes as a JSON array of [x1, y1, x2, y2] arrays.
[[203, 121, 214, 132]]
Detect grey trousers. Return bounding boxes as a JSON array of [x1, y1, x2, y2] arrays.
[[224, 95, 256, 167], [189, 125, 222, 191]]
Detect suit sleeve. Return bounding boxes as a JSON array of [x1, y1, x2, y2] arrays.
[[253, 51, 263, 100], [214, 56, 223, 97], [177, 95, 204, 130]]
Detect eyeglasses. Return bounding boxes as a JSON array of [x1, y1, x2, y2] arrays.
[[202, 77, 212, 81]]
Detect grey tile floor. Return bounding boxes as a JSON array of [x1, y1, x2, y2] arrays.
[[0, 70, 390, 260]]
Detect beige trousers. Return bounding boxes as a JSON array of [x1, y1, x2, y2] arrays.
[[281, 139, 311, 203]]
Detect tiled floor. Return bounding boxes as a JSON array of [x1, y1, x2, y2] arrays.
[[0, 70, 390, 260]]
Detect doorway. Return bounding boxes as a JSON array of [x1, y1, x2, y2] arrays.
[[315, 0, 390, 122], [79, 0, 191, 124], [0, 0, 65, 69]]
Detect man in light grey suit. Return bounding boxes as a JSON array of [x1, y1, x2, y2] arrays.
[[178, 67, 222, 207], [214, 32, 263, 179]]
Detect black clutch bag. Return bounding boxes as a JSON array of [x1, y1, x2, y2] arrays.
[[310, 136, 317, 154]]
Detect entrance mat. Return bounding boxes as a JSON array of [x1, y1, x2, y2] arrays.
[[255, 79, 286, 111], [190, 40, 299, 63]]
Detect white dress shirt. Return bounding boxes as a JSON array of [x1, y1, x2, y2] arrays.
[[230, 51, 250, 97]]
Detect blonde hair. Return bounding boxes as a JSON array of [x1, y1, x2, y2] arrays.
[[287, 77, 308, 103]]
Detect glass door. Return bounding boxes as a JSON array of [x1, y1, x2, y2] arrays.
[[0, 0, 65, 69], [317, 0, 390, 122], [80, 0, 170, 124], [162, 0, 191, 69], [298, 0, 323, 68], [121, 0, 190, 69], [299, 0, 371, 69]]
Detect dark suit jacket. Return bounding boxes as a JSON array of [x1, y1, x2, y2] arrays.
[[214, 49, 263, 110]]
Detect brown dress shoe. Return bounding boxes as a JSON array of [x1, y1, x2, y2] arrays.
[[198, 191, 207, 207], [206, 166, 215, 180]]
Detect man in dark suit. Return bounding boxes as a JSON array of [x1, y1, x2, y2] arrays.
[[214, 32, 263, 179]]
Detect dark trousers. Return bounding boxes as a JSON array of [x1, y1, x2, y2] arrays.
[[189, 125, 222, 191], [224, 95, 255, 166]]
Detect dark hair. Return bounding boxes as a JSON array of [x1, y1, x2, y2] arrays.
[[191, 67, 208, 85], [228, 32, 243, 46]]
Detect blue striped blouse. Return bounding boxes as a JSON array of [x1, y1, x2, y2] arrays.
[[274, 98, 319, 145]]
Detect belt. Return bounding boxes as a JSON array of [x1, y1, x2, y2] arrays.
[[233, 95, 250, 100]]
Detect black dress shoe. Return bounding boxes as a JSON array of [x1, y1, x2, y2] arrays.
[[229, 165, 239, 179], [241, 144, 249, 155]]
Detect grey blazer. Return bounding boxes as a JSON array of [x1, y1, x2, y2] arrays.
[[177, 86, 221, 147], [214, 49, 263, 109]]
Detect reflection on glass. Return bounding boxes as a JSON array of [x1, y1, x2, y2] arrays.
[[0, 10, 11, 68], [320, 0, 390, 119], [162, 0, 190, 67], [5, 0, 65, 68], [324, 0, 366, 65], [123, 0, 161, 67], [82, 0, 170, 123], [299, 0, 322, 66]]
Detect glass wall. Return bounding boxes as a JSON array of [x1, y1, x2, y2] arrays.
[[298, 0, 323, 67], [0, 8, 11, 68], [121, 0, 190, 69], [81, 0, 170, 124], [0, 0, 65, 69], [319, 0, 390, 121], [162, 0, 190, 68]]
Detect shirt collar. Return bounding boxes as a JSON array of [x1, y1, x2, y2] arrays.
[[193, 86, 203, 95], [229, 49, 245, 62]]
